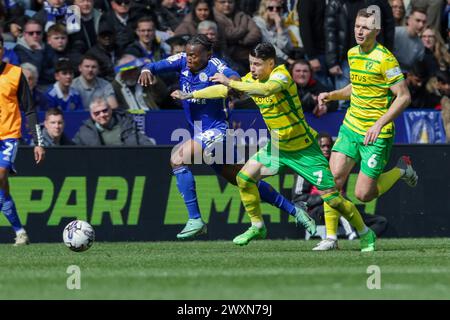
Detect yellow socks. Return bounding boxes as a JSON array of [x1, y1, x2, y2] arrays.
[[322, 191, 367, 234], [236, 171, 263, 225], [377, 167, 402, 196], [324, 202, 340, 239]]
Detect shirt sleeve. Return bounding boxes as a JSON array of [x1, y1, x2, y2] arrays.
[[142, 53, 185, 74], [192, 84, 229, 99], [381, 54, 404, 87], [228, 70, 289, 96], [18, 73, 43, 146]]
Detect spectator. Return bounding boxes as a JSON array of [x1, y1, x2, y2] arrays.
[[112, 54, 168, 110], [68, 0, 103, 62], [86, 23, 120, 82], [44, 58, 84, 111], [155, 0, 184, 33], [290, 60, 338, 115], [129, 0, 158, 24], [291, 132, 389, 238], [197, 20, 237, 67], [213, 0, 261, 73], [437, 73, 450, 142], [298, 0, 331, 90], [175, 0, 217, 36], [389, 0, 407, 26], [39, 108, 75, 146], [124, 16, 167, 62], [253, 0, 293, 65], [21, 62, 46, 110], [407, 0, 444, 31], [41, 24, 79, 88], [73, 97, 155, 146], [14, 19, 45, 76], [426, 70, 450, 110], [72, 54, 119, 110], [393, 6, 427, 73], [166, 34, 189, 55], [34, 0, 80, 33], [421, 26, 450, 74], [406, 61, 432, 108], [99, 0, 135, 52]]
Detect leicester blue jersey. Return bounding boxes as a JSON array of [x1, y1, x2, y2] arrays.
[[143, 53, 239, 132]]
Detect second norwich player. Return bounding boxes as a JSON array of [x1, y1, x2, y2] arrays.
[[315, 8, 418, 250]]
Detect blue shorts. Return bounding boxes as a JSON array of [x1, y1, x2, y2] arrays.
[[193, 127, 244, 174], [0, 139, 18, 175]]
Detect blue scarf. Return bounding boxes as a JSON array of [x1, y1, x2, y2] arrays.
[[44, 1, 68, 24]]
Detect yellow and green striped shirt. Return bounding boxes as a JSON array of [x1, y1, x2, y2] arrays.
[[241, 65, 317, 151], [346, 43, 404, 138]]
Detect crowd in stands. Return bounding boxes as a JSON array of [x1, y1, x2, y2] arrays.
[[1, 0, 450, 145]]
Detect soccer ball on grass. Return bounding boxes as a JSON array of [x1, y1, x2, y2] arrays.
[[63, 220, 95, 252]]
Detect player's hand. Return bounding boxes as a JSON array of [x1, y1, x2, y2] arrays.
[[364, 123, 383, 145], [34, 146, 45, 164], [210, 73, 230, 86], [138, 70, 155, 86], [317, 92, 330, 108], [171, 90, 193, 100]]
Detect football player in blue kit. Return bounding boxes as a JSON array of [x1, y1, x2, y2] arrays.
[[138, 35, 314, 239]]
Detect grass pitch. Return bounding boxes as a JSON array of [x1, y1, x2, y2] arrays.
[[0, 239, 449, 300]]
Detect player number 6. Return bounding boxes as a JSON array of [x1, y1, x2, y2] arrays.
[[368, 154, 378, 169]]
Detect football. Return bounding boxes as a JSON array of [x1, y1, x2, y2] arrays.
[[62, 220, 95, 252]]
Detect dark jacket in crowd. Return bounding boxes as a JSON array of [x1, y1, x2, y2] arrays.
[[214, 8, 261, 65], [154, 4, 183, 32], [67, 9, 103, 65], [297, 78, 339, 113], [14, 37, 45, 74], [298, 0, 326, 60], [40, 127, 75, 146], [73, 110, 155, 146], [325, 0, 395, 68], [99, 11, 136, 52]]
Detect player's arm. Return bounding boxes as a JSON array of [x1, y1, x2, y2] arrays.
[[318, 84, 352, 104], [139, 53, 184, 87], [210, 72, 284, 96], [363, 80, 411, 145], [18, 72, 45, 163], [171, 84, 229, 100]]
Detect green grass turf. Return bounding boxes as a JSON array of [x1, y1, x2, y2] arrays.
[[0, 239, 449, 300]]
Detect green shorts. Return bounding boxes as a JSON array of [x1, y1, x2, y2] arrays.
[[251, 142, 335, 190], [333, 124, 393, 179]]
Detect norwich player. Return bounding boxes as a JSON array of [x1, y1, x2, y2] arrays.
[[316, 9, 418, 250], [172, 43, 375, 251]]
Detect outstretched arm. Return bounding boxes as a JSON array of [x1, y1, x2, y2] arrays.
[[171, 84, 229, 100], [210, 73, 283, 96]]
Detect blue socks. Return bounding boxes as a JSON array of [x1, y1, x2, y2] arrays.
[[173, 166, 201, 219], [173, 166, 297, 220], [257, 180, 297, 216], [0, 190, 23, 233]]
